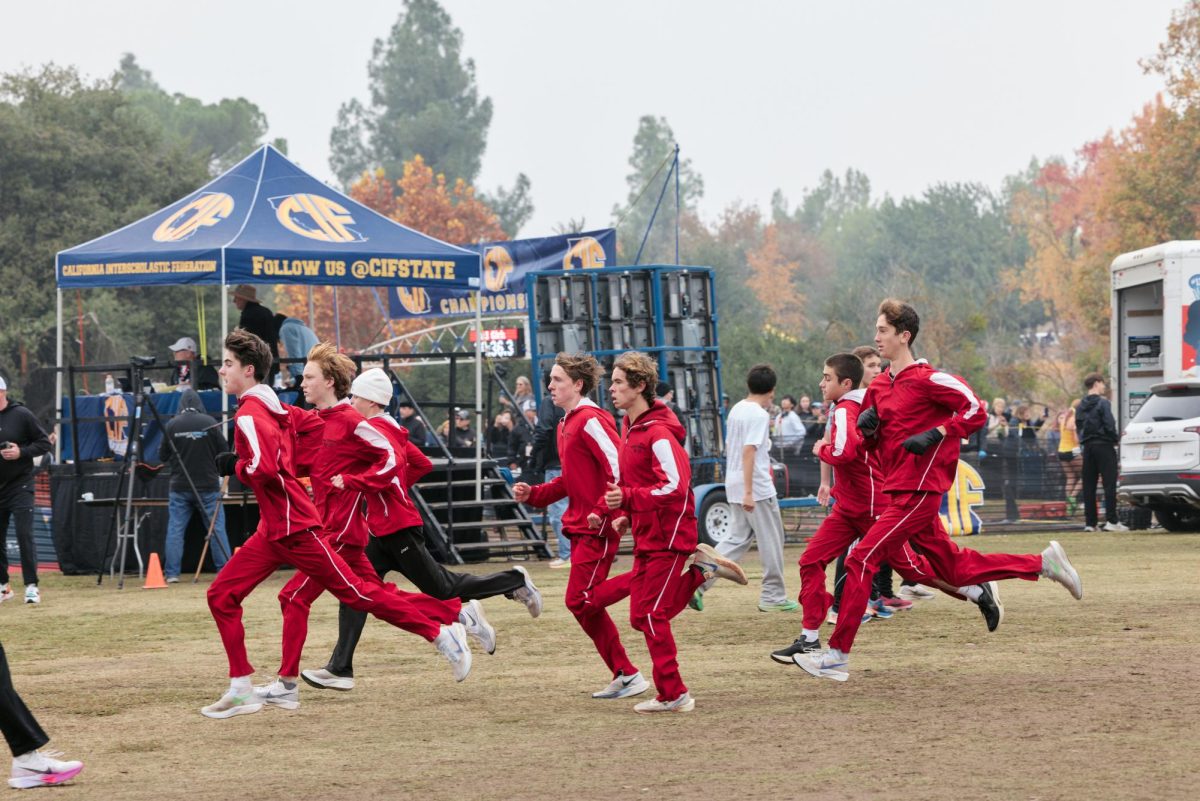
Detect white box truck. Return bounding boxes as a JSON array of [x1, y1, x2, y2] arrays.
[[1111, 240, 1200, 530]]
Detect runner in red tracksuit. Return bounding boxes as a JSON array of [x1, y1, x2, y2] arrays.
[[605, 352, 748, 713], [514, 355, 645, 700], [202, 333, 471, 719], [275, 397, 464, 688], [303, 368, 531, 692], [795, 301, 1083, 682]]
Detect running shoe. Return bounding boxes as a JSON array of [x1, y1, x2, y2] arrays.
[[897, 584, 936, 601], [434, 622, 473, 682], [0, 585, 12, 604], [1103, 521, 1130, 532], [770, 638, 821, 663], [794, 649, 850, 682], [1040, 541, 1083, 600], [459, 599, 496, 655], [300, 668, 355, 691], [9, 750, 84, 789], [868, 598, 894, 619], [975, 581, 1004, 632], [634, 692, 695, 714], [24, 586, 39, 605], [252, 679, 300, 710], [511, 566, 543, 618], [758, 600, 800, 612], [882, 596, 914, 611], [592, 671, 650, 699], [200, 688, 263, 719], [688, 589, 704, 611], [689, 544, 748, 585]]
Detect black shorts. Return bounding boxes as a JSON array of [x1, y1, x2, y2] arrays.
[[1057, 451, 1077, 462]]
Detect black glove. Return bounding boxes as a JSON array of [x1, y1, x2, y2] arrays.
[[857, 407, 880, 437], [215, 452, 238, 477], [903, 428, 944, 455]]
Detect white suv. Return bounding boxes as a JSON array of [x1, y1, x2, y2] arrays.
[[1117, 380, 1200, 531]]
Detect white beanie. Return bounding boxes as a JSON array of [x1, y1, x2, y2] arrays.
[[350, 368, 392, 406]]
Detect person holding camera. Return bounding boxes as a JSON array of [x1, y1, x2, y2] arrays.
[[0, 376, 52, 605]]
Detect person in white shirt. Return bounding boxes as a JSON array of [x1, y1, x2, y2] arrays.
[[694, 364, 796, 613], [775, 395, 807, 452]]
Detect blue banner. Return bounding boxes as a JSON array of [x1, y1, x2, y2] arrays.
[[388, 229, 616, 319]]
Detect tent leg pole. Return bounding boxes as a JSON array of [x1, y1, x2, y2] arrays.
[[221, 280, 229, 438], [474, 291, 483, 503], [307, 286, 315, 330], [55, 289, 63, 462]]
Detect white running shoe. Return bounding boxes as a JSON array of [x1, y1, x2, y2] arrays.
[[9, 750, 84, 789], [252, 679, 300, 710], [794, 649, 850, 682], [548, 558, 570, 569], [0, 585, 13, 604], [24, 586, 39, 605], [434, 622, 473, 682], [1040, 540, 1083, 600], [897, 584, 936, 601], [300, 668, 355, 691], [200, 687, 264, 719], [511, 566, 543, 618], [634, 692, 695, 714], [459, 599, 496, 655], [689, 544, 748, 585], [592, 671, 650, 699], [1103, 521, 1130, 532]]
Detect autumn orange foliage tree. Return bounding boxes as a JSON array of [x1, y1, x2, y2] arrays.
[[275, 155, 507, 351]]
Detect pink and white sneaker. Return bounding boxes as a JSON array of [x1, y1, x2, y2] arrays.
[[9, 750, 84, 789], [0, 585, 13, 603]]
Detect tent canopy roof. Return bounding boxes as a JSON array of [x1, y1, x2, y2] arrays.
[[56, 145, 480, 290]]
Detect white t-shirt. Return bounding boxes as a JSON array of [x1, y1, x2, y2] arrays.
[[725, 399, 777, 503]]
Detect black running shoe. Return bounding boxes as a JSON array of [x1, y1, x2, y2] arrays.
[[976, 581, 1004, 632], [770, 638, 822, 664]]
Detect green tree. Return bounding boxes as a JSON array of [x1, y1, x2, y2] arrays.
[[329, 0, 531, 235], [0, 65, 214, 413], [611, 115, 704, 265], [116, 54, 275, 173]]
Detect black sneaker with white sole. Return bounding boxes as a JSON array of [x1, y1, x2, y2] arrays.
[[770, 637, 821, 664], [976, 581, 1003, 632]]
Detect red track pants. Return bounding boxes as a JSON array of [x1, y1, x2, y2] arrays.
[[828, 491, 1043, 655], [798, 508, 948, 631], [276, 540, 462, 677], [628, 551, 707, 702], [564, 533, 638, 679], [208, 529, 446, 678]]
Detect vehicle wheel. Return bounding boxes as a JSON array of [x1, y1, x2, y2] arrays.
[[1153, 508, 1200, 532], [698, 489, 732, 546]]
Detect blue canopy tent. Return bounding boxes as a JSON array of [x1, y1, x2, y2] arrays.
[[54, 144, 488, 474]]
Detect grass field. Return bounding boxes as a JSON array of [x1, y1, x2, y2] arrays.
[[2, 530, 1198, 800]]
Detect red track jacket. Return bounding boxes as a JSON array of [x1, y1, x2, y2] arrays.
[[818, 388, 884, 519], [526, 398, 624, 538], [618, 401, 697, 555], [862, 360, 986, 495], [232, 384, 323, 541], [361, 413, 433, 536]]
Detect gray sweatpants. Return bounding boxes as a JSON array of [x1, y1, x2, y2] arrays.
[[704, 495, 789, 605]]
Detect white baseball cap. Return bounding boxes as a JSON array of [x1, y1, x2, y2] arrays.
[[350, 368, 393, 406], [169, 337, 197, 353]]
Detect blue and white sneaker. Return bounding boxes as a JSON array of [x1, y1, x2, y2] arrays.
[[794, 649, 850, 682], [868, 598, 894, 619], [592, 671, 650, 699], [253, 679, 299, 710], [434, 622, 473, 682]]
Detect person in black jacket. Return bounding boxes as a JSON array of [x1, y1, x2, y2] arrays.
[[159, 389, 233, 581], [1077, 373, 1126, 532], [0, 376, 51, 605], [230, 286, 278, 359], [530, 388, 569, 566]]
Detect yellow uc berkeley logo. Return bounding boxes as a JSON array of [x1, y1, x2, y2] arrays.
[[396, 287, 431, 315], [483, 246, 514, 292], [271, 194, 366, 243], [153, 193, 234, 242], [563, 237, 606, 270]]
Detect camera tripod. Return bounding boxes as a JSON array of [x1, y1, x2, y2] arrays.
[[99, 356, 231, 589]]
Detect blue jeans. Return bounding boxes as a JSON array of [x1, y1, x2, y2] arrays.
[[164, 490, 231, 579], [543, 468, 570, 560]]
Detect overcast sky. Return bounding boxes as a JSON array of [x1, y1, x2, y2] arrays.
[[0, 1, 1184, 236]]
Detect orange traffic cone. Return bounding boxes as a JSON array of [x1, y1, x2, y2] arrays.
[[143, 553, 168, 589]]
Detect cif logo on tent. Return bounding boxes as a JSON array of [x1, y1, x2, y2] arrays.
[[563, 237, 606, 270], [103, 394, 129, 457], [940, 460, 986, 536], [483, 246, 514, 291], [271, 194, 367, 243], [153, 193, 234, 242], [396, 287, 431, 315]]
